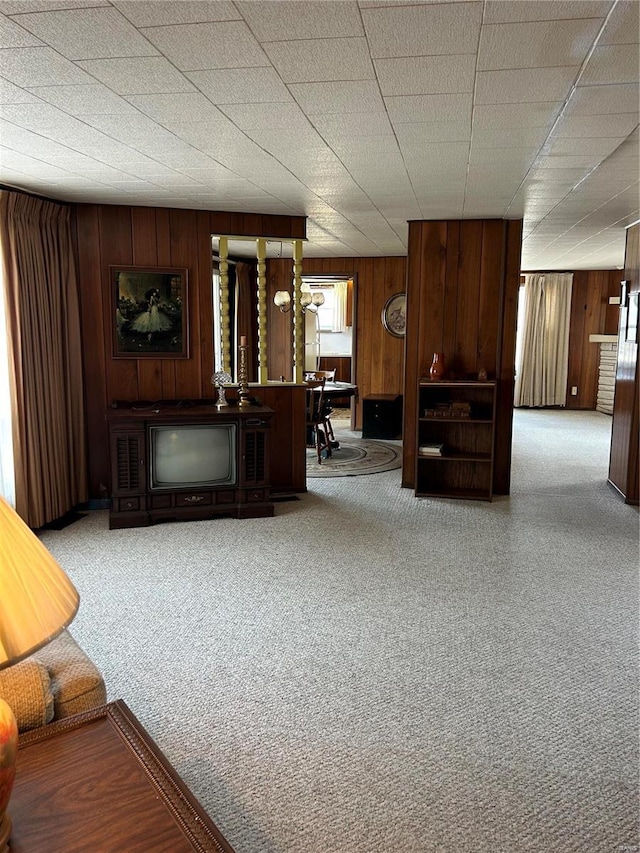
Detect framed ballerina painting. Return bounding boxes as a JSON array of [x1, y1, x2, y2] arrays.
[[111, 266, 189, 358]]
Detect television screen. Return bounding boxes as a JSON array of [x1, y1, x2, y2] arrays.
[[149, 424, 236, 490]]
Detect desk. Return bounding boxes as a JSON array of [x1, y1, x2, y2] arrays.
[[12, 701, 235, 853]]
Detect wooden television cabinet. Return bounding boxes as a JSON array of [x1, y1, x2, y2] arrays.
[[106, 401, 274, 529]]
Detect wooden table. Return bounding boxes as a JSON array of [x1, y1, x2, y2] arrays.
[[10, 701, 235, 853]]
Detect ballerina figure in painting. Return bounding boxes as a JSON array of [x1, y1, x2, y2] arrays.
[[131, 288, 173, 341]]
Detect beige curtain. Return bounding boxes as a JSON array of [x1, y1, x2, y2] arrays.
[[0, 191, 87, 527], [514, 272, 573, 408]]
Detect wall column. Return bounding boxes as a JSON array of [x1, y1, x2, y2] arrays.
[[403, 218, 523, 494]]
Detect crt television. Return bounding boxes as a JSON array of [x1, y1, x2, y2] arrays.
[[148, 423, 237, 491]]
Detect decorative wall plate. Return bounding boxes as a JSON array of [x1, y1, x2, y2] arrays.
[[382, 292, 406, 338]]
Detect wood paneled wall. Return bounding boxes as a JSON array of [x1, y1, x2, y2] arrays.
[[403, 219, 523, 494], [266, 256, 407, 429], [566, 269, 622, 409], [73, 203, 305, 497], [608, 224, 639, 504]]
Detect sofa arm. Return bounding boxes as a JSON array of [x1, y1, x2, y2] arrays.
[[0, 658, 55, 732], [31, 630, 106, 719]]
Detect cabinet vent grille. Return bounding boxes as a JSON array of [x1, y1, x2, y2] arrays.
[[245, 432, 266, 483], [115, 435, 140, 491]]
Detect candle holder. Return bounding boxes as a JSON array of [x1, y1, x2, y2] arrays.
[[237, 340, 251, 408]]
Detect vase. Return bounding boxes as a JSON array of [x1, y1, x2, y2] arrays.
[[429, 352, 445, 380]]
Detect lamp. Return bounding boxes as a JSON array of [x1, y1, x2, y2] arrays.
[[274, 291, 325, 313], [0, 496, 79, 852]]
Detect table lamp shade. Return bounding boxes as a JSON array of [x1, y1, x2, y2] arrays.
[[0, 496, 79, 670]]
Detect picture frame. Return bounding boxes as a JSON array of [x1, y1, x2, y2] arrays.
[[381, 292, 406, 338], [111, 266, 188, 359]]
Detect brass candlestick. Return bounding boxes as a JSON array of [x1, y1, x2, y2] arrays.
[[237, 338, 251, 408]]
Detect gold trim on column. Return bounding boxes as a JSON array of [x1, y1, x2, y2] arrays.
[[292, 240, 304, 383], [256, 238, 268, 384], [218, 236, 231, 375]]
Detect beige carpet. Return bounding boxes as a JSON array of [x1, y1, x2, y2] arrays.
[[39, 409, 639, 853]]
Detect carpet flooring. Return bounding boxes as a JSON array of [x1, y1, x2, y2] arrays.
[[39, 409, 639, 853]]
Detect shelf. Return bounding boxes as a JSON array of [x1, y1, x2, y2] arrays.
[[415, 487, 493, 501], [415, 379, 497, 502], [419, 417, 493, 424], [418, 451, 491, 463]]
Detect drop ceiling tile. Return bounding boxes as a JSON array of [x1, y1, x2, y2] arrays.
[[27, 84, 137, 115], [125, 93, 228, 125], [0, 1, 108, 9], [545, 137, 625, 157], [374, 54, 476, 97], [473, 102, 562, 129], [0, 78, 38, 103], [75, 57, 196, 95], [310, 112, 394, 139], [565, 83, 639, 115], [11, 7, 159, 59], [580, 44, 640, 85], [536, 153, 605, 169], [186, 67, 292, 104], [471, 125, 549, 148], [395, 121, 471, 144], [475, 66, 579, 104], [0, 11, 44, 46], [237, 1, 363, 41], [263, 37, 374, 84], [483, 1, 609, 23], [220, 102, 311, 131], [554, 113, 639, 137], [290, 81, 385, 115], [140, 21, 268, 71], [113, 1, 238, 26], [478, 19, 601, 71], [386, 93, 472, 124], [600, 0, 640, 45], [0, 46, 94, 86], [361, 2, 482, 58]]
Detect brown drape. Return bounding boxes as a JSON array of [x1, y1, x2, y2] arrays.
[[236, 261, 258, 382], [0, 191, 87, 527]]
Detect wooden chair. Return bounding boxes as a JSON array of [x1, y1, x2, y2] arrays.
[[305, 378, 332, 464], [304, 370, 337, 442]]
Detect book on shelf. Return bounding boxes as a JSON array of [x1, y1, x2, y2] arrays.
[[418, 443, 445, 456]]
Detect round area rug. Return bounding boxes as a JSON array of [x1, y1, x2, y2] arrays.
[[306, 438, 402, 477]]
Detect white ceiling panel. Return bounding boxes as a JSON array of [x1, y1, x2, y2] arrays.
[[186, 67, 293, 104], [11, 7, 158, 59], [565, 83, 639, 115], [139, 21, 269, 71], [554, 113, 639, 137], [386, 93, 473, 124], [27, 83, 138, 115], [291, 81, 385, 115], [237, 1, 363, 41], [374, 55, 476, 97], [0, 0, 637, 268], [0, 11, 43, 46], [580, 44, 640, 84], [475, 66, 579, 103], [75, 57, 197, 95], [483, 1, 610, 24], [361, 2, 482, 58], [478, 19, 603, 71], [263, 37, 374, 84], [599, 0, 640, 44], [0, 46, 94, 86], [113, 1, 238, 27]]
